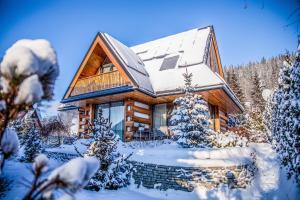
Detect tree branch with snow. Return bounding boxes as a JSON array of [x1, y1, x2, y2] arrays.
[[0, 39, 59, 170]]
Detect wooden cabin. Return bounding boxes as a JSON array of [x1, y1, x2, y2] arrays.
[[60, 26, 243, 141]]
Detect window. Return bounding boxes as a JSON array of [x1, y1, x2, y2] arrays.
[[101, 63, 115, 73], [159, 55, 179, 71], [95, 102, 124, 140], [99, 57, 116, 74], [153, 104, 167, 129]]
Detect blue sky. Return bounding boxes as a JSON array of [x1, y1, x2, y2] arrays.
[[0, 0, 299, 113]]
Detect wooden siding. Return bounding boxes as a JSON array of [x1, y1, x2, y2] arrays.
[[124, 99, 152, 141], [78, 104, 93, 137], [64, 35, 133, 99], [70, 70, 130, 96]]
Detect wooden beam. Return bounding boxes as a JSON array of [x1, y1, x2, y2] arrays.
[[215, 106, 221, 132], [64, 34, 134, 99]]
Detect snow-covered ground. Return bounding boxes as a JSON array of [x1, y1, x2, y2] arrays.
[[1, 142, 299, 200], [46, 140, 253, 167]]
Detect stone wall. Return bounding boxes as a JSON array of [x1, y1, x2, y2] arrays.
[[45, 151, 77, 162], [130, 161, 256, 192]]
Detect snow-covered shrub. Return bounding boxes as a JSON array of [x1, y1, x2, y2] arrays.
[[0, 128, 19, 159], [22, 125, 43, 162], [244, 111, 268, 143], [267, 48, 300, 185], [86, 109, 131, 190], [0, 39, 59, 169], [170, 70, 214, 148], [24, 154, 99, 199], [210, 131, 248, 148]]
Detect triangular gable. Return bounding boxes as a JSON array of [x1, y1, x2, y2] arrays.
[[63, 33, 137, 99], [209, 27, 225, 78]]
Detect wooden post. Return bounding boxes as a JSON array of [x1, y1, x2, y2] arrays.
[[215, 106, 221, 132]]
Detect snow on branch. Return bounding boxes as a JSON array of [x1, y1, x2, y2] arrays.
[[0, 39, 59, 171]]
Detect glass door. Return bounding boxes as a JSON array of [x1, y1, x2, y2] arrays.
[[110, 102, 124, 140], [94, 102, 124, 140]]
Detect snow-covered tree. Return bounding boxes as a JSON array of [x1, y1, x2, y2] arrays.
[[86, 109, 131, 190], [245, 111, 268, 143], [250, 71, 265, 112], [210, 131, 248, 148], [169, 70, 214, 148], [269, 48, 300, 185], [24, 154, 99, 200], [0, 39, 99, 198], [228, 70, 245, 106], [0, 39, 59, 169], [22, 124, 43, 162]]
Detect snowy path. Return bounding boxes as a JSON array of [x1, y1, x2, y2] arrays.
[[1, 143, 299, 200]]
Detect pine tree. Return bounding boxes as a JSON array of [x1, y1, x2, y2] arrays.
[[169, 70, 214, 148], [269, 49, 300, 185], [86, 109, 131, 190], [229, 70, 245, 106], [250, 71, 265, 112], [22, 123, 43, 162]]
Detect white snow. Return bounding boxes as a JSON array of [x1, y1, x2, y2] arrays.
[[45, 139, 90, 155], [131, 27, 210, 65], [129, 27, 226, 93], [1, 128, 19, 156], [1, 143, 300, 200], [47, 156, 99, 191], [143, 62, 222, 93], [103, 27, 224, 94], [0, 76, 11, 94], [32, 154, 49, 172], [121, 141, 253, 167], [0, 39, 58, 79], [14, 74, 44, 104]]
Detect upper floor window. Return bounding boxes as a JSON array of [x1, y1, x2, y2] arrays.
[[98, 57, 117, 74]]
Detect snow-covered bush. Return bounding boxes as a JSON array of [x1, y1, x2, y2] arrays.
[[22, 125, 43, 162], [1, 39, 99, 198], [0, 128, 19, 160], [86, 109, 131, 190], [0, 39, 59, 169], [244, 111, 268, 143], [267, 48, 300, 185], [210, 131, 248, 148], [24, 154, 99, 199], [170, 70, 214, 148]]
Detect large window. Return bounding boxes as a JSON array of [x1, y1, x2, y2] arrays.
[[95, 102, 124, 140], [153, 104, 167, 130]]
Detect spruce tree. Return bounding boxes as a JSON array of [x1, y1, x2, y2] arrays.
[[22, 123, 43, 162], [250, 71, 265, 112], [270, 49, 300, 185], [169, 70, 214, 148], [86, 109, 131, 190], [229, 70, 245, 106]]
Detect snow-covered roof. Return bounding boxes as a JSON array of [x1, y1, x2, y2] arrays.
[[101, 33, 154, 94], [131, 26, 211, 67], [101, 26, 226, 95]]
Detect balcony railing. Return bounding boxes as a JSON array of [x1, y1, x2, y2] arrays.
[[71, 70, 129, 96]]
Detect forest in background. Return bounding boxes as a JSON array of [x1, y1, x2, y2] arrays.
[[224, 53, 295, 108]]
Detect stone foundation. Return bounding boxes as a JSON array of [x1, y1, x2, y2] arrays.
[[130, 161, 256, 192]]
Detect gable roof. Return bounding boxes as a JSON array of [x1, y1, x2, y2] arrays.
[[101, 33, 154, 95], [62, 26, 243, 111], [104, 26, 225, 94]]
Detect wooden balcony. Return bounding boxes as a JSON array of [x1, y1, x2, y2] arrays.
[[71, 70, 129, 96]]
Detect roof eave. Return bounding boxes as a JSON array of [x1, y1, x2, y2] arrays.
[[60, 85, 134, 103]]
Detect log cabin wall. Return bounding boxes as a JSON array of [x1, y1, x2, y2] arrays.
[[219, 109, 228, 132], [124, 98, 152, 141], [78, 103, 93, 137]]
